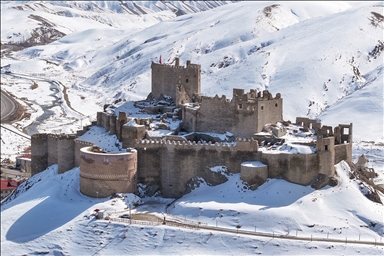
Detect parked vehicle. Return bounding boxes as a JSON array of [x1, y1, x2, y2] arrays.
[[119, 214, 130, 219]]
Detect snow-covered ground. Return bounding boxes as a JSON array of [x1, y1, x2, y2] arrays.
[[1, 159, 383, 255]]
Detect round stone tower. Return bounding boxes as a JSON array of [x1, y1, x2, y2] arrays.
[[80, 146, 138, 198]]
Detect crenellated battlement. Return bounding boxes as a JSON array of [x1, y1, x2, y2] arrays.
[[32, 133, 49, 140], [75, 139, 94, 147], [151, 58, 201, 70], [202, 94, 231, 103], [134, 137, 257, 152], [233, 89, 281, 102], [151, 57, 201, 106], [151, 62, 184, 69]]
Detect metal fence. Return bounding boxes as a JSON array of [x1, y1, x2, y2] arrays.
[[106, 216, 384, 246]]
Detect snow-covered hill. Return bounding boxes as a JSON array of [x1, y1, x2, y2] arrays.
[[1, 1, 236, 47], [1, 158, 383, 255], [1, 1, 382, 142]]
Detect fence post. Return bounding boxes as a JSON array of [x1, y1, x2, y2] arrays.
[[255, 226, 256, 232], [359, 234, 360, 241], [273, 232, 274, 239], [311, 234, 312, 242], [296, 230, 298, 237], [327, 232, 329, 239], [345, 237, 347, 244]]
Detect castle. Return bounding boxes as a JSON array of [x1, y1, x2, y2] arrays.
[[31, 58, 353, 198]]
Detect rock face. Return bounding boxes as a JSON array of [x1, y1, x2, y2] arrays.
[[203, 166, 229, 186], [310, 173, 329, 190], [357, 154, 369, 167]]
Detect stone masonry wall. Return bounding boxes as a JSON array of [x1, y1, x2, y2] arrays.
[[334, 143, 352, 164], [135, 138, 259, 198], [31, 133, 94, 175], [97, 112, 110, 132], [316, 136, 336, 177], [47, 135, 58, 166], [184, 89, 283, 137], [261, 152, 319, 186], [57, 135, 76, 174], [80, 147, 138, 198], [196, 95, 233, 134], [31, 134, 48, 176], [151, 59, 201, 104], [75, 140, 94, 167], [121, 124, 147, 148]]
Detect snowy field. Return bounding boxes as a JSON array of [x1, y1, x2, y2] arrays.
[[1, 161, 383, 255]]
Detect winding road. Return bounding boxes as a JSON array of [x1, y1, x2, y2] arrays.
[[1, 90, 17, 122]]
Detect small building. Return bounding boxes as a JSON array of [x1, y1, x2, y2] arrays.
[[1, 179, 18, 200], [16, 154, 32, 174]]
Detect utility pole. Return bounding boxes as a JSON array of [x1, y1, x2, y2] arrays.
[[129, 204, 132, 225]]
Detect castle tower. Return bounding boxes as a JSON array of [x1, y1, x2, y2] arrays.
[[316, 136, 335, 176], [31, 134, 48, 176], [57, 134, 76, 174], [80, 146, 138, 198], [151, 57, 201, 106]]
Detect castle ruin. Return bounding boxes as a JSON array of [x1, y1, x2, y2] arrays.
[[30, 58, 353, 199]]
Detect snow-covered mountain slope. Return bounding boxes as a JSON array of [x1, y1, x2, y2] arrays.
[[1, 161, 383, 255], [1, 1, 236, 47], [3, 1, 381, 141]]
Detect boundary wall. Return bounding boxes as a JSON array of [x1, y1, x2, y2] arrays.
[[31, 133, 94, 176], [91, 111, 353, 198], [135, 138, 259, 198]]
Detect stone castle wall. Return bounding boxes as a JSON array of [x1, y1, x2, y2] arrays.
[[75, 140, 94, 166], [30, 112, 353, 199], [80, 147, 138, 198], [334, 143, 352, 164], [261, 152, 319, 186], [97, 112, 111, 132], [57, 135, 77, 174], [241, 162, 268, 187], [135, 138, 259, 198], [47, 135, 58, 166], [151, 58, 201, 105], [31, 134, 49, 176], [195, 95, 233, 134], [183, 89, 283, 137], [31, 133, 93, 175], [91, 106, 353, 198]]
